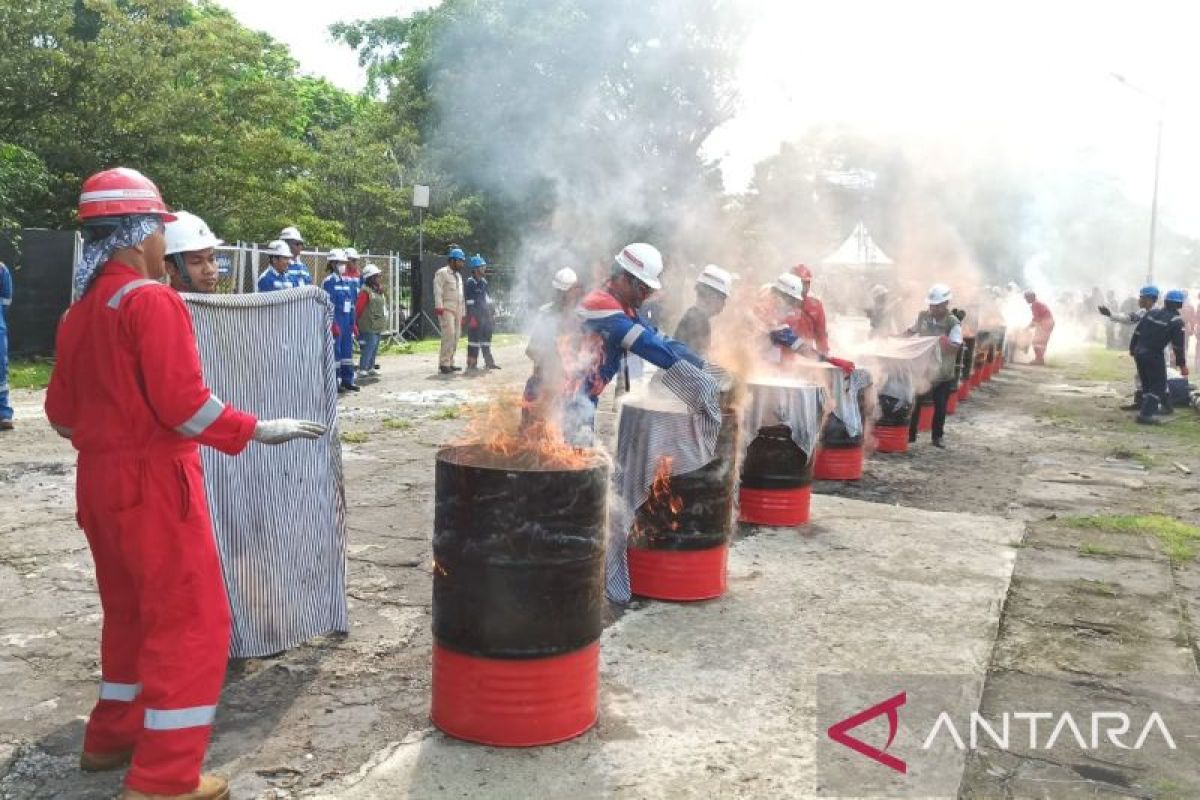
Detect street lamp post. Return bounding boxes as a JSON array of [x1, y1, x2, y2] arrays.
[[1111, 73, 1164, 285]]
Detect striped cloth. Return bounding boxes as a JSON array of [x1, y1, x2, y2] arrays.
[[607, 360, 722, 603], [743, 379, 826, 457], [183, 287, 348, 658], [855, 336, 943, 403]]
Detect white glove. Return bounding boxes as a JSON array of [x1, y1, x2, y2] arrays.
[[253, 418, 327, 445]]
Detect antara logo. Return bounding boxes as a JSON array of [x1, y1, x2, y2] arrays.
[[827, 693, 1177, 774], [827, 691, 908, 774]]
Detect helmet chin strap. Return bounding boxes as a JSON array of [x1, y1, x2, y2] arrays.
[[172, 253, 192, 288]]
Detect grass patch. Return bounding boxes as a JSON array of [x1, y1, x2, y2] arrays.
[[1118, 414, 1200, 445], [1064, 514, 1200, 563], [8, 360, 53, 390], [382, 418, 414, 431], [381, 333, 523, 356], [433, 406, 461, 420], [1076, 346, 1131, 383], [1078, 542, 1116, 557], [340, 431, 369, 444]]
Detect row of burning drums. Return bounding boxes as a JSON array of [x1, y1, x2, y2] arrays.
[[430, 340, 1005, 748]]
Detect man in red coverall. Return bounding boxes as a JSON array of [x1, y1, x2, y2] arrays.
[[45, 168, 326, 800], [1024, 289, 1055, 365], [786, 263, 830, 355]]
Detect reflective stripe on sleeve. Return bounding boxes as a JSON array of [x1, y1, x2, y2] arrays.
[[99, 681, 141, 702], [144, 705, 216, 730], [0, 298, 10, 305], [176, 394, 225, 438], [621, 324, 645, 350]]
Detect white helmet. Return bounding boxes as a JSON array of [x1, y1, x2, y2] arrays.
[[279, 226, 304, 243], [697, 264, 733, 297], [164, 211, 222, 256], [552, 267, 579, 291], [926, 283, 952, 305], [870, 283, 889, 298], [345, 247, 360, 261], [361, 264, 382, 280], [772, 272, 806, 301], [614, 242, 663, 290], [264, 239, 292, 259], [328, 248, 348, 264]]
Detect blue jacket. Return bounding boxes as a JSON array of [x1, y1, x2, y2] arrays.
[[258, 266, 292, 293], [322, 273, 357, 327], [286, 260, 312, 287], [0, 263, 11, 330], [576, 287, 702, 402], [1131, 306, 1186, 365], [464, 275, 491, 321]]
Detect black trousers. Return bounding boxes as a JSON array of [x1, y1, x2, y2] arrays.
[[909, 380, 954, 441], [1134, 351, 1168, 416]]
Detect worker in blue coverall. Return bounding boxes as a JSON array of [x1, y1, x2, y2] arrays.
[[280, 226, 312, 287], [0, 260, 12, 430], [322, 248, 359, 393], [1131, 289, 1188, 424], [571, 242, 704, 445], [464, 254, 499, 373]]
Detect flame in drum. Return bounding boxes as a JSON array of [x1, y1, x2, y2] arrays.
[[649, 456, 683, 529]]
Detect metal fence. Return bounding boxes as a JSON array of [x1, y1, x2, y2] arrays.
[[213, 244, 414, 337]]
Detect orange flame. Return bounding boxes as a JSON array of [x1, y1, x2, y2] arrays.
[[456, 388, 596, 469], [648, 456, 683, 530]]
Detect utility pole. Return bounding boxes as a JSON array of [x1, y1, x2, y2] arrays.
[[1111, 73, 1165, 285]]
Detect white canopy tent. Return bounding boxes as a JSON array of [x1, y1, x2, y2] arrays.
[[822, 221, 894, 268]]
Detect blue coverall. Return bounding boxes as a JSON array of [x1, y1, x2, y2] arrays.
[[322, 273, 358, 388]]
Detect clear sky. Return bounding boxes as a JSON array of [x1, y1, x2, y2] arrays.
[[218, 0, 1200, 234]]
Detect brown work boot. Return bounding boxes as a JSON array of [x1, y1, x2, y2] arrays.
[[120, 774, 230, 800], [0, 419, 13, 431], [80, 748, 134, 772]]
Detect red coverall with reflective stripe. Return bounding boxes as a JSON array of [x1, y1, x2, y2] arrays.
[[45, 261, 257, 795]]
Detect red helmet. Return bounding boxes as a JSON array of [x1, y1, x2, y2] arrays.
[[78, 167, 176, 221], [792, 263, 813, 281]]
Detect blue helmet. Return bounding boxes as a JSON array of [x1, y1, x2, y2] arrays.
[[448, 248, 465, 261], [469, 254, 487, 270], [1139, 285, 1160, 299], [1164, 289, 1187, 304]]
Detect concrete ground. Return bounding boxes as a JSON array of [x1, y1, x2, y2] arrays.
[[2, 342, 1199, 799]]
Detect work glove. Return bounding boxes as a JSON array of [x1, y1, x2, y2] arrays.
[[1181, 366, 1190, 378], [1098, 305, 1112, 318], [331, 322, 340, 338], [824, 355, 856, 376], [467, 315, 479, 330], [770, 327, 799, 348], [253, 418, 327, 445], [435, 307, 445, 318]]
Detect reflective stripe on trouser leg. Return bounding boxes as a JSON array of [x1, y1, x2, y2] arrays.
[[144, 705, 217, 730], [79, 475, 146, 756], [100, 681, 142, 702], [116, 448, 231, 797], [336, 327, 356, 386]]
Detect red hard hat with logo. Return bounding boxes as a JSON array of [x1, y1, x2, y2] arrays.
[[78, 167, 176, 221], [792, 263, 813, 281]]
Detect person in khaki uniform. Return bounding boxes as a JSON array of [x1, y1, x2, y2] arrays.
[[434, 248, 466, 374]]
